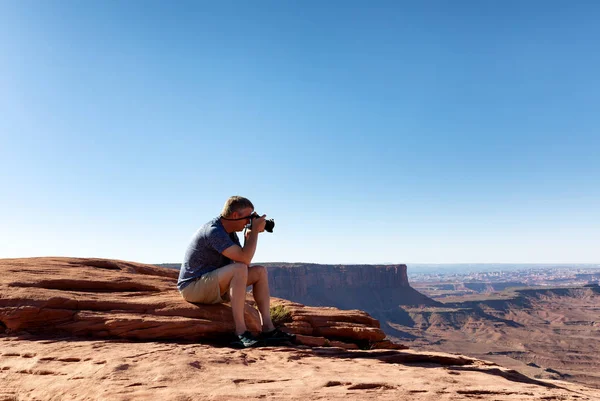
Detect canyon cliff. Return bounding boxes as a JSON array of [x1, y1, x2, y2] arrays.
[[265, 263, 411, 293], [261, 263, 440, 337]]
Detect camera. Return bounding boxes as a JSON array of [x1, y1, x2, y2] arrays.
[[250, 214, 275, 233], [264, 219, 275, 233]]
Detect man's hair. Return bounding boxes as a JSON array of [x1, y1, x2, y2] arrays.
[[221, 196, 254, 218]]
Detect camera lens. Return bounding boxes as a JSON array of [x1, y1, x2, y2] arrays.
[[265, 219, 275, 233]]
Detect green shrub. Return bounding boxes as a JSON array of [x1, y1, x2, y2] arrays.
[[270, 304, 293, 326]]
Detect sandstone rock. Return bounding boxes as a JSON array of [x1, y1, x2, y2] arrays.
[[2, 335, 595, 401], [0, 257, 393, 348], [271, 299, 387, 343], [294, 334, 359, 349]]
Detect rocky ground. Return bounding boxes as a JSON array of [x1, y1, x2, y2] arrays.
[[1, 257, 599, 400], [2, 335, 599, 401]]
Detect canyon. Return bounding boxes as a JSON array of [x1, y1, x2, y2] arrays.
[[1, 258, 599, 400], [260, 263, 600, 389]]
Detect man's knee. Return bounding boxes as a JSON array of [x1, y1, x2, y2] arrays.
[[219, 263, 248, 294], [249, 265, 267, 279], [218, 263, 248, 283], [230, 263, 249, 277]]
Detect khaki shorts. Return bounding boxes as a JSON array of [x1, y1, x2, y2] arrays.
[[179, 269, 230, 304]]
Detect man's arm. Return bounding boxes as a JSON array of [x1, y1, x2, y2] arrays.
[[221, 215, 266, 265], [222, 230, 259, 265]]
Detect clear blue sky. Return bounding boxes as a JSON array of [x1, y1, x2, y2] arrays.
[[1, 1, 598, 264]]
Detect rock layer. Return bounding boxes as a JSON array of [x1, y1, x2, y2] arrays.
[[0, 257, 392, 348]]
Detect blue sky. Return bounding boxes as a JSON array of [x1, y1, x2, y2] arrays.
[[1, 1, 598, 264]]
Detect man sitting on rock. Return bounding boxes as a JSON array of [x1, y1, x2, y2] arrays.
[[177, 195, 295, 348]]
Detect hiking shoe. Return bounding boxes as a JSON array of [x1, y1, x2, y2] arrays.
[[261, 328, 297, 344], [231, 331, 264, 348]]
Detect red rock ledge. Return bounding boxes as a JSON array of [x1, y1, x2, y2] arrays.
[[0, 257, 403, 350]]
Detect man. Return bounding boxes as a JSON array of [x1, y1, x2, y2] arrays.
[[178, 196, 295, 348]]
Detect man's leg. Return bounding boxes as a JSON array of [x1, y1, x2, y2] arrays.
[[216, 263, 248, 335], [247, 265, 276, 332]]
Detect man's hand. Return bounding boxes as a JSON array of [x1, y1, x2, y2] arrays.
[[249, 214, 267, 233]]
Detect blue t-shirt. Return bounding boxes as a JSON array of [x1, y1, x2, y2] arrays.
[[177, 216, 241, 291]]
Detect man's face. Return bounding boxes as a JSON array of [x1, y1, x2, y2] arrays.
[[231, 207, 254, 232]]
